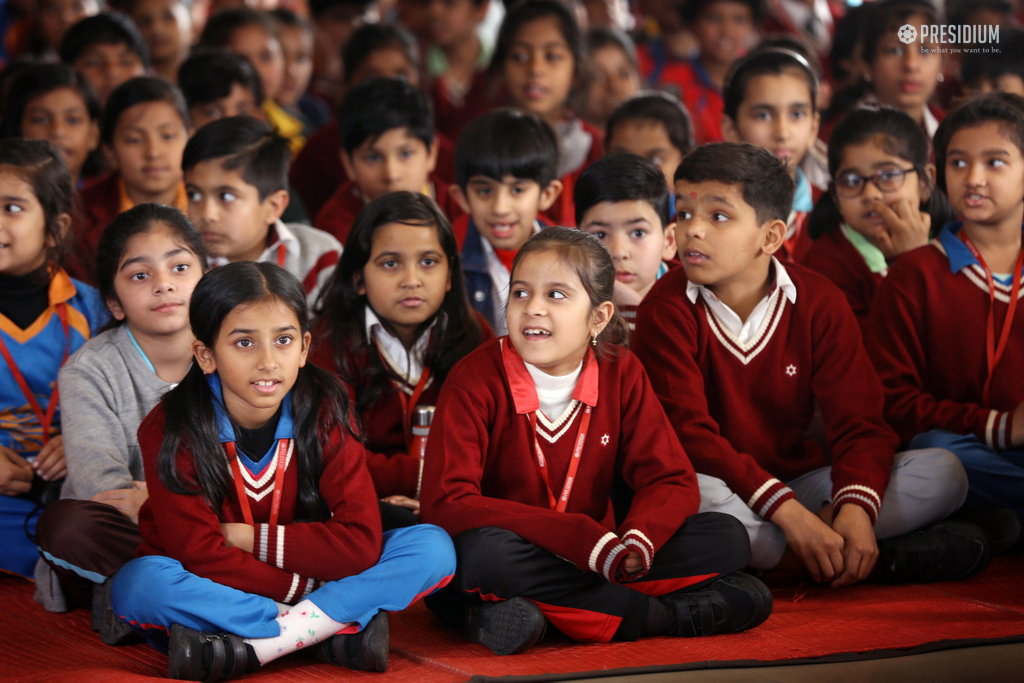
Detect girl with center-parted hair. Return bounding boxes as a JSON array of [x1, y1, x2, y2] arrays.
[[110, 261, 455, 681], [421, 227, 771, 656]]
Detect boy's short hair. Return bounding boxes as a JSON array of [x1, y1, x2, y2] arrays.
[[606, 91, 695, 157], [674, 142, 794, 225], [961, 28, 1024, 91], [59, 12, 150, 67], [454, 108, 559, 189], [182, 116, 291, 200], [309, 0, 374, 18], [198, 7, 278, 50], [682, 0, 764, 25], [336, 77, 434, 154], [574, 153, 672, 228], [933, 93, 1024, 193], [269, 7, 312, 35], [342, 23, 420, 85], [723, 47, 818, 120], [178, 49, 265, 107], [102, 76, 188, 145]]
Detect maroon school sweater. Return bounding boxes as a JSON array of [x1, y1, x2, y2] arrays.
[[803, 230, 886, 337], [420, 338, 700, 583], [135, 405, 383, 604], [633, 262, 897, 523], [866, 238, 1024, 449]]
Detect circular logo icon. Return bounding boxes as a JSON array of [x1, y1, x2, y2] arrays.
[[898, 24, 918, 44]]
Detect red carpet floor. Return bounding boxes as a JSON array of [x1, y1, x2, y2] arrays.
[[3, 556, 1024, 683]]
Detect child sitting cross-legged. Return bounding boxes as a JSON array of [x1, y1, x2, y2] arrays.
[[184, 116, 341, 304], [633, 142, 990, 587], [576, 153, 678, 333]]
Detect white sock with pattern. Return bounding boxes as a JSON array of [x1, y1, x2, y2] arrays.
[[244, 599, 351, 665]]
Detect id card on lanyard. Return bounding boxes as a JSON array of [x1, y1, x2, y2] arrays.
[[226, 439, 289, 526], [0, 303, 70, 447], [529, 405, 592, 512], [959, 230, 1024, 404]]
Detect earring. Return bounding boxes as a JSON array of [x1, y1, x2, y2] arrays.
[[937, 73, 945, 83], [591, 334, 598, 347]]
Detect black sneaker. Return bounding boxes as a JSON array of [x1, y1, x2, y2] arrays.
[[315, 610, 389, 672], [878, 520, 991, 584], [664, 571, 773, 637], [951, 507, 1022, 555], [92, 578, 144, 647], [167, 624, 260, 682], [466, 597, 547, 655]]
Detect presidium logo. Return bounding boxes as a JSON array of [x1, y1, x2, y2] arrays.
[[898, 22, 1001, 53]]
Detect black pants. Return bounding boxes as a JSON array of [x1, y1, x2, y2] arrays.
[[426, 512, 750, 643], [36, 499, 142, 606]]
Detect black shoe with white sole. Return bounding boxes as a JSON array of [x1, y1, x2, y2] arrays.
[[466, 596, 547, 655], [663, 571, 773, 637], [878, 520, 991, 584]]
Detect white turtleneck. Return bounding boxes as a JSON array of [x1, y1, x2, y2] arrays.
[[524, 360, 582, 421]]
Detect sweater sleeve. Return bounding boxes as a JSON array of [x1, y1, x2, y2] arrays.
[[253, 425, 383, 581], [420, 381, 627, 582], [138, 414, 319, 604], [632, 292, 797, 521], [613, 353, 700, 578], [58, 360, 136, 500], [810, 291, 897, 524], [866, 270, 1013, 448]]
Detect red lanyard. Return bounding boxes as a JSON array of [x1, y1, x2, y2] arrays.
[[276, 243, 287, 267], [959, 230, 1024, 405], [528, 405, 592, 512], [0, 303, 70, 446], [395, 367, 431, 448], [226, 439, 289, 526]]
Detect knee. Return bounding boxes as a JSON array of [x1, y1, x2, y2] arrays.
[[902, 448, 970, 502], [394, 524, 457, 576], [452, 527, 524, 577], [909, 429, 969, 452], [690, 512, 752, 566], [110, 556, 178, 616], [36, 500, 128, 557]]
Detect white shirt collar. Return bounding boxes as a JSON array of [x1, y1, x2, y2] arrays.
[[686, 256, 797, 305], [364, 305, 436, 383]]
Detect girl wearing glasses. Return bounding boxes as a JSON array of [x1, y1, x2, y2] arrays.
[[804, 106, 955, 333]]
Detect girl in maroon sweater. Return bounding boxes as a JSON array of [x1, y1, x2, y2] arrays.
[[110, 262, 455, 681], [421, 227, 771, 656], [804, 106, 956, 334], [312, 192, 491, 529]]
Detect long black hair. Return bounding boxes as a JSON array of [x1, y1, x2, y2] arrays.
[[158, 262, 354, 522], [808, 106, 956, 239], [314, 191, 484, 413]]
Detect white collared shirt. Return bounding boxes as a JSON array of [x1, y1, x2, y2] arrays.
[[364, 305, 436, 384], [686, 257, 798, 345], [480, 220, 543, 336]]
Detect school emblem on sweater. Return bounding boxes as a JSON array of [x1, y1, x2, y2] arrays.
[[785, 364, 797, 377], [601, 434, 610, 446]]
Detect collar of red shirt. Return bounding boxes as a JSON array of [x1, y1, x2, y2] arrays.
[[499, 337, 599, 414]]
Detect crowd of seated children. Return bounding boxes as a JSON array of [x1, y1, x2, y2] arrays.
[[1, 0, 1024, 678], [314, 77, 458, 243], [58, 12, 149, 108], [633, 143, 989, 587], [576, 152, 677, 332], [311, 191, 491, 530], [722, 47, 823, 262], [182, 115, 340, 303], [867, 94, 1024, 549], [451, 108, 562, 334]]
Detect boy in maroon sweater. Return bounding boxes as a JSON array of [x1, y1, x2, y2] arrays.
[[634, 143, 989, 586]]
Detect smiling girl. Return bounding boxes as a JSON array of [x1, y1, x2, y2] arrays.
[[110, 262, 455, 680], [34, 204, 206, 633], [421, 227, 770, 655]]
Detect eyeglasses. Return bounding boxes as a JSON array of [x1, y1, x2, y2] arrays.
[[834, 166, 918, 198]]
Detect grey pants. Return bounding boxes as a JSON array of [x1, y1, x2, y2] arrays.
[[697, 448, 969, 569]]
